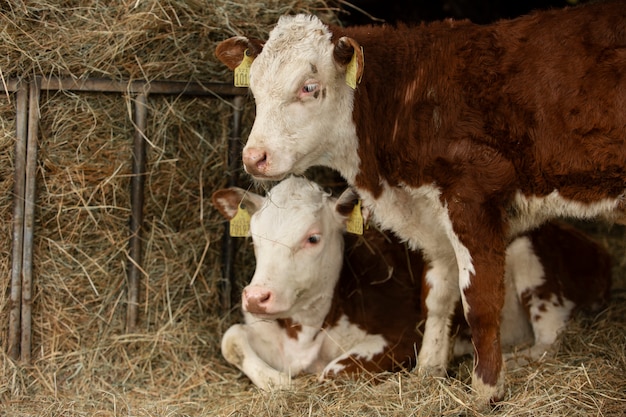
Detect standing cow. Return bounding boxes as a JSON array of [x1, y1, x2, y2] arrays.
[[212, 177, 610, 390], [215, 1, 626, 401]]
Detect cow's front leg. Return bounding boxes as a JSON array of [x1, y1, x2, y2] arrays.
[[418, 256, 460, 376], [459, 239, 507, 403], [221, 324, 292, 390]]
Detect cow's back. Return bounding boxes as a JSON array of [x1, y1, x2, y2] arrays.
[[332, 1, 626, 204]]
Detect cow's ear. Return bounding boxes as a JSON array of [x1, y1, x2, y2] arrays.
[[334, 187, 371, 226], [334, 187, 359, 219], [211, 187, 265, 220], [333, 36, 364, 87], [215, 36, 264, 70]]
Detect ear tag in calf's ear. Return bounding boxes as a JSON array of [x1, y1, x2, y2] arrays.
[[345, 46, 364, 89], [234, 49, 253, 87], [229, 204, 251, 237], [346, 200, 364, 235]]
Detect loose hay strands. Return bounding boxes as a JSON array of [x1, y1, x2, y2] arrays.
[[0, 0, 625, 416]]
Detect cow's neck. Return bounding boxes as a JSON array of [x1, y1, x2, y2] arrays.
[[287, 290, 335, 330], [330, 22, 470, 198]]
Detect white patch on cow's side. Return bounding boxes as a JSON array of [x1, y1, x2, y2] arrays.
[[509, 190, 623, 236], [317, 315, 388, 378]]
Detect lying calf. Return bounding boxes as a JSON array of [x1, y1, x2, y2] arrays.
[[212, 176, 610, 389]]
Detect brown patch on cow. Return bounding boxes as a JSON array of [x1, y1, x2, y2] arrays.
[[330, 346, 416, 380], [322, 228, 424, 371], [276, 318, 303, 340]]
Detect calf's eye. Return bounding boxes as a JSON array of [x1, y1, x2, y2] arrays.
[[302, 83, 319, 94], [307, 234, 321, 244]]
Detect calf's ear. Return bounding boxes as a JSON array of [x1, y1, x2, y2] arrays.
[[333, 36, 364, 86], [215, 36, 264, 70], [211, 188, 265, 220], [334, 187, 360, 220], [334, 187, 371, 226]]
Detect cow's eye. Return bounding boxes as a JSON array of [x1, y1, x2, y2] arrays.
[[302, 83, 319, 95], [307, 234, 321, 244]]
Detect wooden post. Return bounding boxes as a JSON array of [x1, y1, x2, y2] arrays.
[[20, 78, 41, 363], [126, 93, 148, 333], [8, 82, 28, 360]]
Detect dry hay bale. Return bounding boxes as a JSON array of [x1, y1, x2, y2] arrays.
[[0, 0, 339, 81]]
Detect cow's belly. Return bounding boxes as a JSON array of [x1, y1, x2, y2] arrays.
[[508, 190, 624, 236]]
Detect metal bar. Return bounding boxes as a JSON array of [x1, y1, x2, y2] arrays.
[[39, 77, 247, 97], [8, 82, 28, 360], [126, 93, 148, 333], [21, 78, 41, 363], [220, 95, 245, 316], [0, 78, 20, 93], [1, 75, 247, 345]]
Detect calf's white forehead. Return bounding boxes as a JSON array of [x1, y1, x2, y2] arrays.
[[250, 177, 332, 240], [250, 15, 334, 89]]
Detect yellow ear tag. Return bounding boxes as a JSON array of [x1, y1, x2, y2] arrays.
[[234, 49, 253, 87], [345, 47, 363, 89], [346, 200, 364, 235], [229, 204, 251, 237]]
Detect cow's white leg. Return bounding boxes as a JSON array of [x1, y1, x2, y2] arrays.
[[418, 258, 460, 376], [506, 293, 575, 366], [221, 324, 291, 390]]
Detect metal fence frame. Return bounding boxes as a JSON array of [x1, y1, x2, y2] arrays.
[[2, 77, 247, 362]]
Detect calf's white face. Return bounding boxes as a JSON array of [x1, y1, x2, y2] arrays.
[[233, 15, 360, 180], [211, 177, 358, 325]]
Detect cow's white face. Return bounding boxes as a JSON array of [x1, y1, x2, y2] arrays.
[[241, 15, 360, 180], [245, 178, 344, 321], [211, 177, 359, 326]]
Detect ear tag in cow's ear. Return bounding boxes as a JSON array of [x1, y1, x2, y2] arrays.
[[234, 49, 253, 87], [345, 46, 364, 89], [346, 200, 364, 235], [229, 204, 251, 237]]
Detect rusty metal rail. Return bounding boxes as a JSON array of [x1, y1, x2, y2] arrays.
[[2, 76, 247, 362]]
